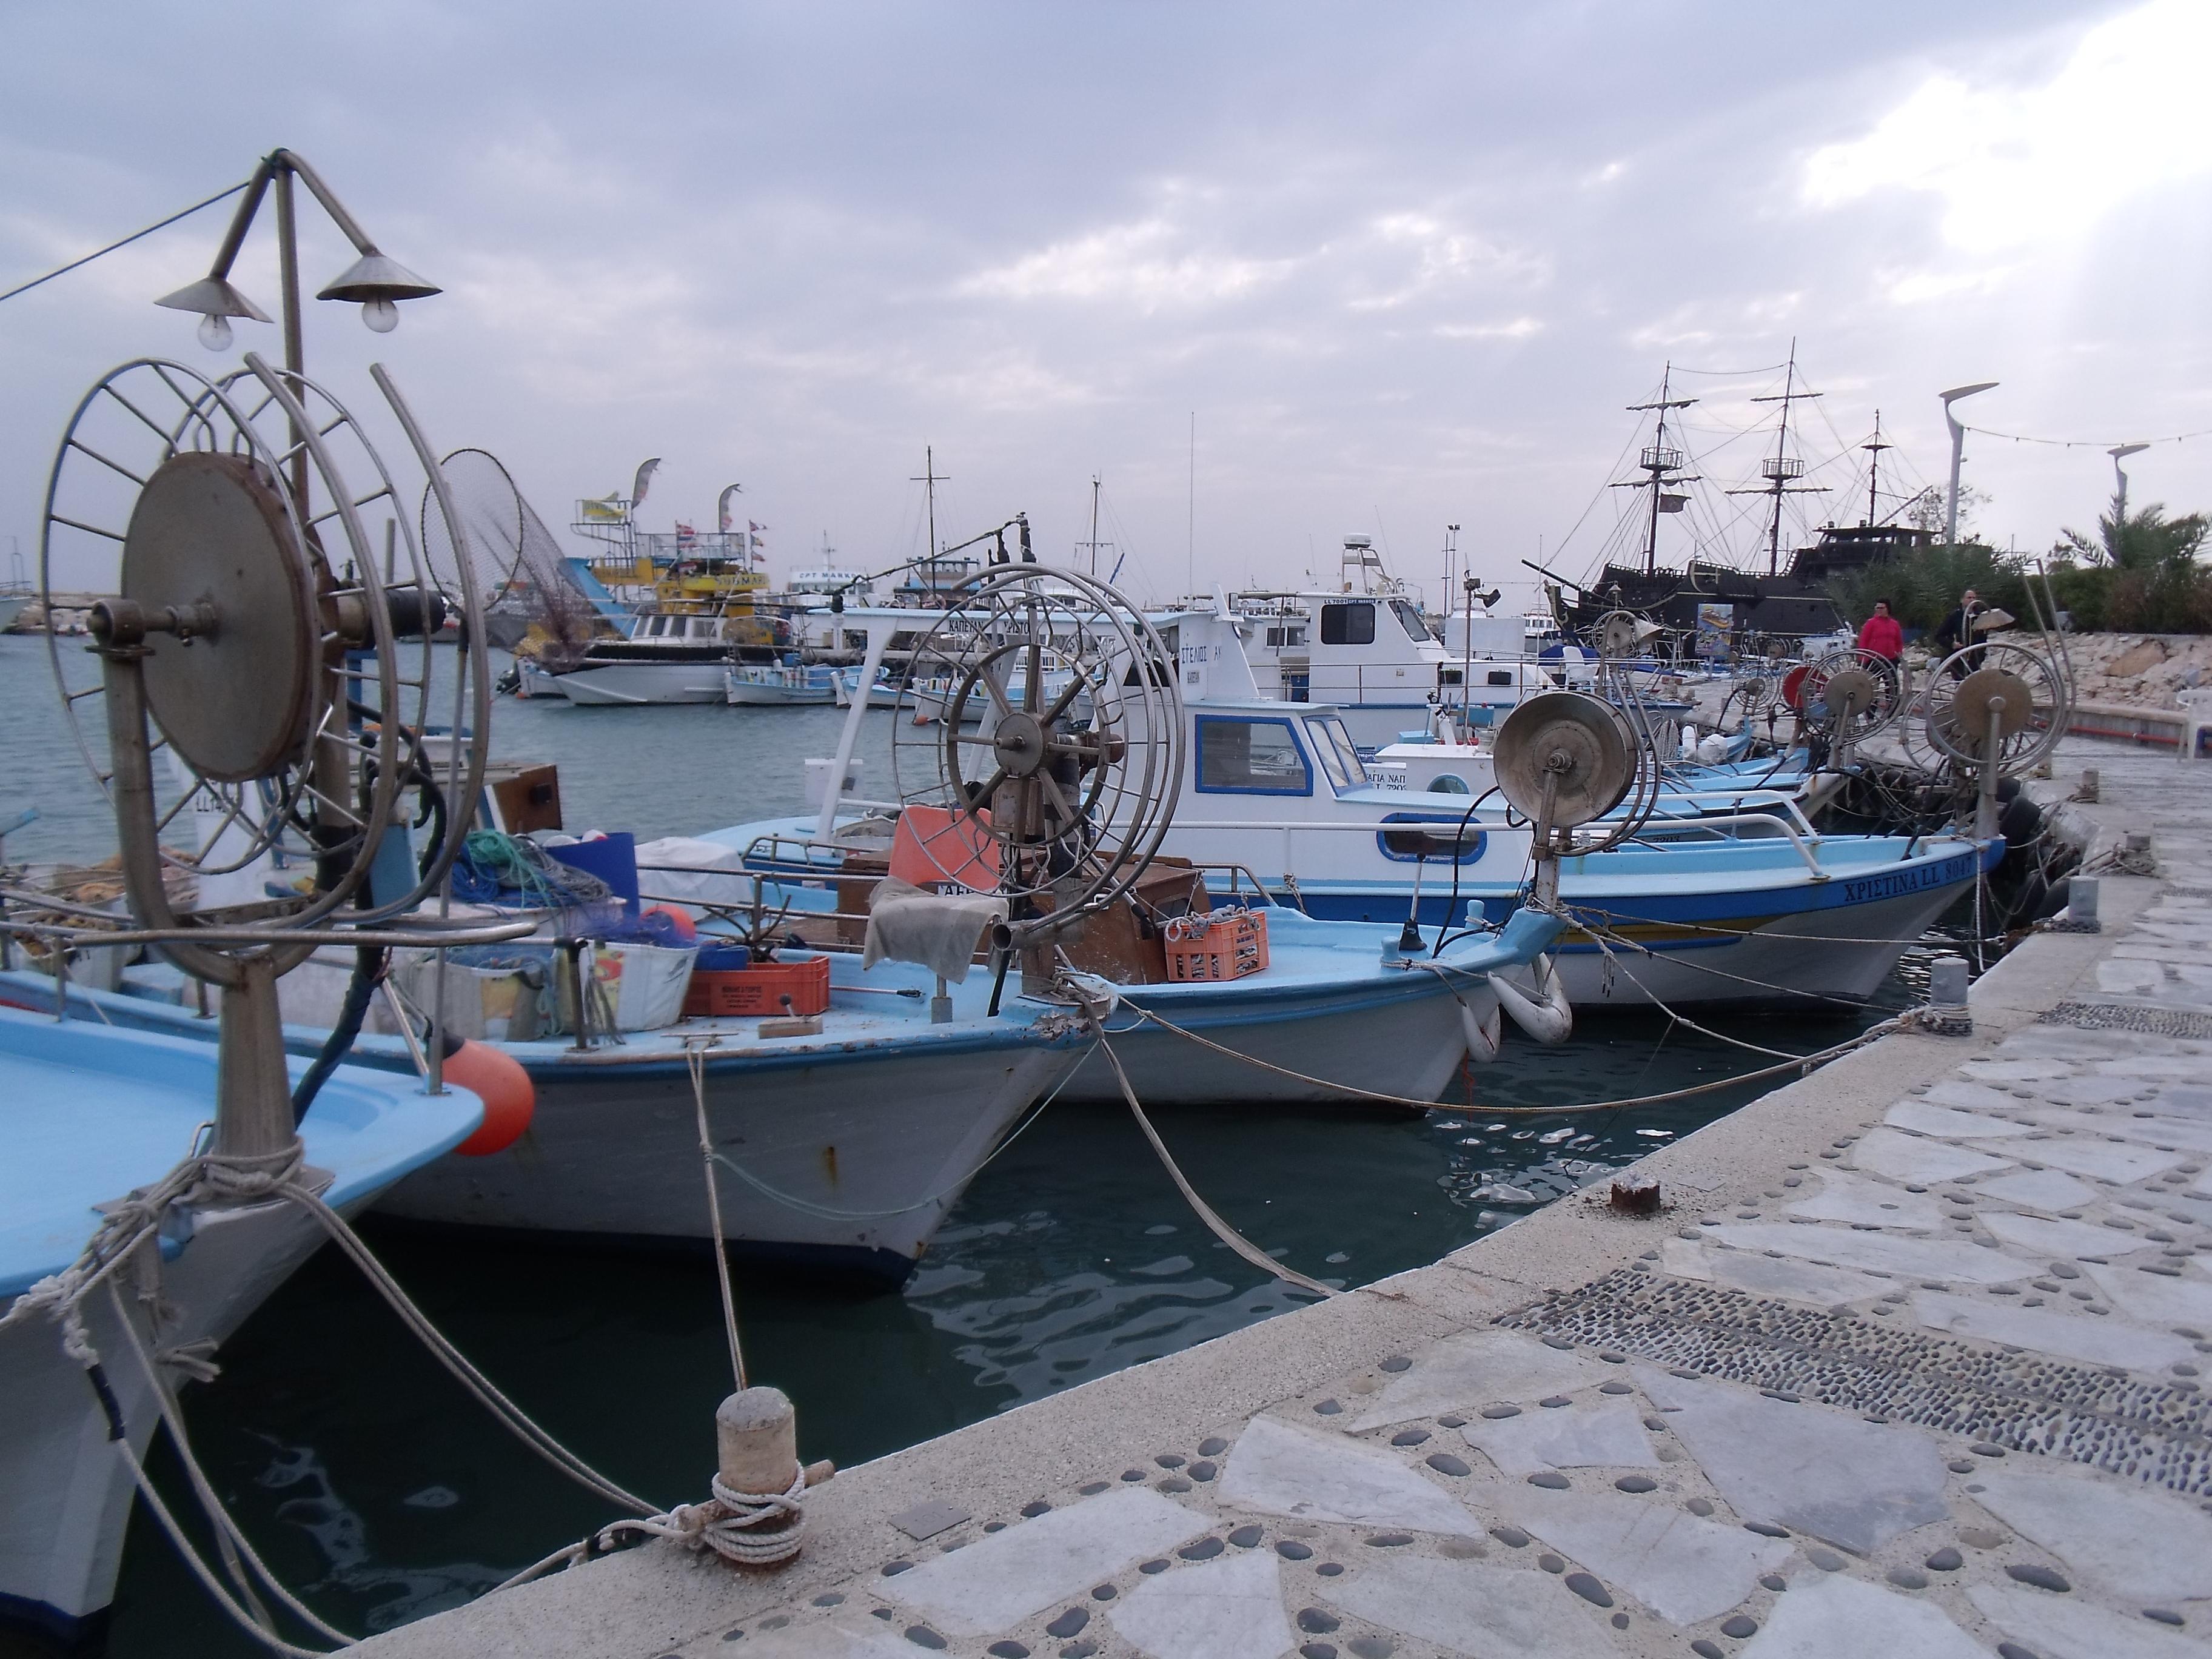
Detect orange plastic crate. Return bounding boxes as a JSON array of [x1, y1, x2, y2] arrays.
[[683, 954, 832, 1018], [1162, 910, 1269, 982]]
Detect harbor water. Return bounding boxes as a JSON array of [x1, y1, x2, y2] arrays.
[[0, 637, 1944, 1655]]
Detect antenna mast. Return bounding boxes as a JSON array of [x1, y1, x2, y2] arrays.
[[1730, 340, 1829, 576], [1619, 363, 1697, 577]]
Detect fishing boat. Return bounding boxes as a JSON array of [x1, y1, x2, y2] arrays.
[[725, 660, 837, 706], [831, 665, 905, 709], [0, 1005, 484, 1648]]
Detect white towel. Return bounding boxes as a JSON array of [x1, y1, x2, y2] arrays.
[[862, 876, 1008, 984]]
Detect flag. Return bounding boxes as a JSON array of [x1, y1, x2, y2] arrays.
[[749, 521, 768, 533], [674, 521, 697, 548], [579, 495, 626, 523], [630, 457, 662, 509], [718, 483, 743, 534]]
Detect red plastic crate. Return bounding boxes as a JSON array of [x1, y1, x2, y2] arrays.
[[1162, 910, 1269, 982], [683, 954, 832, 1018]]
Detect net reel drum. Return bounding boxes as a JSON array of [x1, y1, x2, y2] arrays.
[[889, 566, 1182, 959], [1800, 646, 1904, 768], [1923, 639, 2069, 838], [38, 354, 503, 1173]]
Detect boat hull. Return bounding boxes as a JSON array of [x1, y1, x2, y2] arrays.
[[1071, 968, 1472, 1106], [555, 660, 731, 705], [376, 1040, 1077, 1281], [2, 1198, 332, 1647]]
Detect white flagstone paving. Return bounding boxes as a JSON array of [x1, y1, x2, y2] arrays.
[[1969, 1467, 2212, 1603], [1968, 1583, 2212, 1659], [1504, 1486, 1791, 1624], [876, 1487, 1210, 1635], [1982, 1209, 2169, 1256], [1216, 1414, 1473, 1533], [1701, 1221, 2035, 1283], [1911, 1287, 2196, 1370], [1848, 1125, 2015, 1184], [1658, 1236, 1891, 1307], [1460, 1398, 1660, 1476], [1972, 1166, 2102, 1213], [1344, 1330, 1610, 1430], [1324, 1555, 1624, 1659], [1783, 1169, 1948, 1230], [1740, 1572, 1986, 1658], [1633, 1368, 1950, 1553], [2081, 1258, 2212, 1325], [1106, 1548, 1293, 1659]]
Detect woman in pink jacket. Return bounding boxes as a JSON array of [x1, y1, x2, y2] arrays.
[[1855, 599, 1903, 663]]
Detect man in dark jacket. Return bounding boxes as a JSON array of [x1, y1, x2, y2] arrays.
[[1934, 588, 1982, 679]]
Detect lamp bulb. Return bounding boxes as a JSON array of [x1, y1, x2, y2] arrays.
[[361, 298, 400, 335], [196, 312, 233, 352]]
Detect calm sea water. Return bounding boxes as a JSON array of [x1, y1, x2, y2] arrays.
[[0, 636, 1941, 1654]]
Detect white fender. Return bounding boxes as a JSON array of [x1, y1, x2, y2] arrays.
[[1455, 981, 1503, 1064], [1490, 953, 1574, 1046]]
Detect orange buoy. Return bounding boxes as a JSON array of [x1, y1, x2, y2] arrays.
[[442, 1039, 536, 1156], [642, 903, 698, 943]]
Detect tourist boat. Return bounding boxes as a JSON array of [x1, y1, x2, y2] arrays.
[[545, 609, 742, 705], [0, 1007, 481, 1649], [725, 661, 837, 706]]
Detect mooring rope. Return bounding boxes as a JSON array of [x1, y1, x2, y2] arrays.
[[1091, 1031, 1341, 1298], [685, 1041, 748, 1393]]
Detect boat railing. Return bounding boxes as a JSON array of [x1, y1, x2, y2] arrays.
[[1617, 812, 1829, 878]]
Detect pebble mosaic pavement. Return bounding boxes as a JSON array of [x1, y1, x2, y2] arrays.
[[660, 774, 2212, 1658]]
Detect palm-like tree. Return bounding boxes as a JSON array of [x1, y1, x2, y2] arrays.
[[2056, 503, 2210, 571]]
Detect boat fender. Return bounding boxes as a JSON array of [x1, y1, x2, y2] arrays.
[[1455, 981, 1503, 1064], [1490, 954, 1573, 1047], [441, 1037, 537, 1156], [1998, 793, 2043, 848]]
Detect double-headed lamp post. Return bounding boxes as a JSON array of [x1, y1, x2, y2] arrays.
[[153, 149, 440, 380], [1939, 381, 1999, 546], [2109, 443, 2150, 561]]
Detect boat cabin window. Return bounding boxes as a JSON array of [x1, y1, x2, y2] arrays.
[[1390, 599, 1431, 643], [1487, 669, 1515, 686], [1304, 716, 1369, 791], [647, 616, 669, 637], [1195, 716, 1312, 795], [1378, 813, 1486, 864], [1319, 602, 1374, 646], [1264, 625, 1306, 649]]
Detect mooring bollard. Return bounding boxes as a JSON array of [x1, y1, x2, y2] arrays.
[[1918, 953, 1973, 1036], [709, 1387, 834, 1567], [2049, 873, 2102, 934]]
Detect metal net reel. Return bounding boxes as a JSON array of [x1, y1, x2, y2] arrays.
[[35, 352, 497, 1164], [41, 355, 490, 925], [1592, 608, 1664, 663], [1800, 646, 1904, 748], [1491, 690, 1651, 905], [889, 567, 1181, 945], [1922, 639, 2068, 774]]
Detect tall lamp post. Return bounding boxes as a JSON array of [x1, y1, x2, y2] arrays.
[[2109, 443, 2149, 563], [1939, 381, 1999, 545], [153, 149, 440, 378]]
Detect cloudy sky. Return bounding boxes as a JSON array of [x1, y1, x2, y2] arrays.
[[4, 0, 2210, 612]]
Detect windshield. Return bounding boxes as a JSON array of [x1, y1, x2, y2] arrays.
[[1390, 599, 1432, 643], [1304, 716, 1369, 789]]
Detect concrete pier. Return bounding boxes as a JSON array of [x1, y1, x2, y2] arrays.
[[361, 734, 2212, 1659]]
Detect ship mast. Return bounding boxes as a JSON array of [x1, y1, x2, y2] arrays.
[[911, 446, 949, 586], [1730, 340, 1829, 576], [1620, 363, 1697, 577], [1860, 411, 1892, 528]]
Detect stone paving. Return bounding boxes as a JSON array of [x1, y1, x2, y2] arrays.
[[360, 742, 2212, 1659]]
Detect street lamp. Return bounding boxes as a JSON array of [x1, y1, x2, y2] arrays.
[[1939, 381, 1999, 545], [154, 149, 440, 380], [2109, 443, 2150, 562]]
